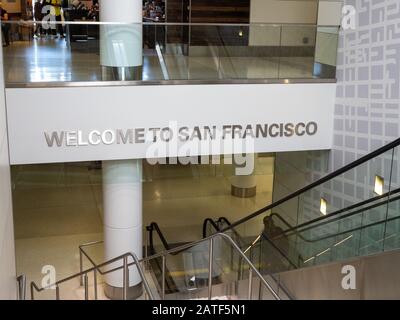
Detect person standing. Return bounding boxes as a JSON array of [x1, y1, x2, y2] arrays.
[[51, 0, 64, 38], [33, 0, 43, 37], [0, 1, 10, 47]]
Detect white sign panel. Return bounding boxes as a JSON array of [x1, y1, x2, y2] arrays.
[[6, 83, 336, 165]]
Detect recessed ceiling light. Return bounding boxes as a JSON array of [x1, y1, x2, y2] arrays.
[[374, 175, 384, 196], [320, 198, 328, 215]]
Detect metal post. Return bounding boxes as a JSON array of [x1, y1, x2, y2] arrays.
[[208, 238, 214, 300], [123, 256, 129, 300], [277, 274, 281, 298], [93, 269, 98, 300], [79, 249, 83, 286], [145, 228, 149, 270], [161, 255, 166, 300], [30, 284, 34, 301], [84, 273, 89, 300], [258, 276, 263, 300], [248, 268, 253, 300], [56, 285, 60, 300], [17, 275, 26, 300], [142, 261, 148, 300]]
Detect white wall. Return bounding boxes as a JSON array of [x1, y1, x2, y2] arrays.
[[249, 0, 318, 47], [318, 0, 343, 26], [250, 0, 318, 24], [6, 83, 336, 165], [0, 32, 17, 300]]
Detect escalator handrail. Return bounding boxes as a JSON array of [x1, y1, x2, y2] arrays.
[[221, 137, 400, 234], [147, 222, 182, 293], [203, 217, 244, 247], [217, 217, 244, 246], [202, 218, 221, 238], [148, 222, 195, 256], [148, 222, 172, 252]]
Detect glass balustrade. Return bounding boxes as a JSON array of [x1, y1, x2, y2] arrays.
[[2, 21, 339, 85], [204, 140, 400, 276]]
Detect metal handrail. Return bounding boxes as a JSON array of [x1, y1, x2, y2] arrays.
[[79, 233, 280, 300], [1, 20, 340, 28], [30, 251, 154, 300]]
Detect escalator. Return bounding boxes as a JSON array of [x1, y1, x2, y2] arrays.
[[146, 219, 291, 299], [27, 138, 400, 300], [146, 223, 180, 294], [148, 137, 400, 298], [213, 137, 400, 278]]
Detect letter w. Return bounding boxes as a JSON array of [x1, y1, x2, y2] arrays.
[[44, 132, 65, 147]]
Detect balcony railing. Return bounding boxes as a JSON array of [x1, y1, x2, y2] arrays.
[[2, 21, 339, 86]]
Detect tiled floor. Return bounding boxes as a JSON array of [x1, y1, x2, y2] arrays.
[[3, 39, 315, 83], [12, 157, 274, 299]]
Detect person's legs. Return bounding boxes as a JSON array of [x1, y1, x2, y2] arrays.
[[56, 15, 64, 38], [2, 25, 10, 46], [50, 14, 57, 36]]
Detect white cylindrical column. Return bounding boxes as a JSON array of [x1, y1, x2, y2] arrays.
[[231, 154, 257, 198], [231, 175, 257, 198], [103, 160, 143, 299], [100, 0, 143, 80]]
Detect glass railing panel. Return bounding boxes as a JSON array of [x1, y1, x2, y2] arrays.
[[314, 26, 339, 78], [257, 234, 296, 274], [384, 145, 400, 251], [222, 25, 281, 79], [296, 147, 395, 228], [161, 237, 256, 300], [331, 211, 363, 262], [2, 21, 339, 85], [278, 25, 316, 79], [163, 240, 212, 298], [294, 220, 338, 267], [358, 206, 387, 256], [232, 213, 265, 250], [383, 199, 400, 252], [269, 196, 300, 230]]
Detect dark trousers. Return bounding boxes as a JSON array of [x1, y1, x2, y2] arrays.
[[52, 15, 64, 36], [34, 19, 43, 35], [1, 24, 10, 45]]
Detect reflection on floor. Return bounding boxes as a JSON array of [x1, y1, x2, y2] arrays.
[[3, 39, 315, 83], [12, 157, 274, 299]]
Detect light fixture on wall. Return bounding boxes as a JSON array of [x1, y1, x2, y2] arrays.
[[320, 198, 328, 215], [374, 175, 384, 196], [238, 30, 244, 37]]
